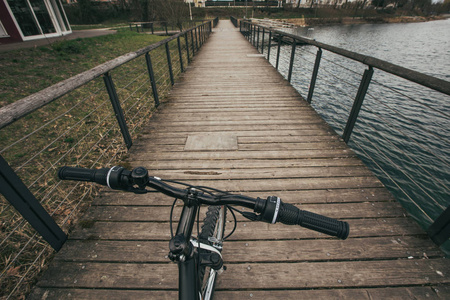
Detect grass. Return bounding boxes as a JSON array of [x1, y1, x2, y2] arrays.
[[0, 30, 166, 108]]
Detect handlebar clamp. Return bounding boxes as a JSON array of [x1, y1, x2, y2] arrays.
[[254, 196, 281, 224]]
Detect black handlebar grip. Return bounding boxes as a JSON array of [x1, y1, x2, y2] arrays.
[[58, 167, 110, 186], [277, 202, 349, 240]]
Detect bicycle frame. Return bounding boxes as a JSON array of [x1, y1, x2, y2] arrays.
[[169, 186, 222, 300]]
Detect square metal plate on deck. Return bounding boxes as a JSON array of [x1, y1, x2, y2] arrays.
[[184, 133, 238, 151]]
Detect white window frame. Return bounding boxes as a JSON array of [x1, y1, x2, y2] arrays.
[[3, 0, 71, 41]]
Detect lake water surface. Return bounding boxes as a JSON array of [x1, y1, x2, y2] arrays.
[[269, 18, 450, 251]]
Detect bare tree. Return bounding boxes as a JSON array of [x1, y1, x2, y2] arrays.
[[154, 0, 189, 31]]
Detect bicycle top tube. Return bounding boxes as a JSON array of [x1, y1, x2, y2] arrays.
[[58, 165, 350, 240]]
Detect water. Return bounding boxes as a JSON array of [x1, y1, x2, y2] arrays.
[[267, 19, 450, 251]]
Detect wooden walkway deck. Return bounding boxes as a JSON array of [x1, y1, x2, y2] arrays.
[[30, 21, 449, 299]]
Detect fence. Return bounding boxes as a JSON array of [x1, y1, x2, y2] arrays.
[[0, 18, 218, 299], [236, 18, 450, 251]]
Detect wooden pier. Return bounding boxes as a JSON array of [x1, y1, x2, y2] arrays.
[[29, 21, 449, 299]]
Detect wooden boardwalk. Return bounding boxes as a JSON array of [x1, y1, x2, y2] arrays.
[[30, 21, 449, 299]]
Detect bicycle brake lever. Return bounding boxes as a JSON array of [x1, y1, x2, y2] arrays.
[[241, 211, 262, 221], [127, 187, 148, 194]]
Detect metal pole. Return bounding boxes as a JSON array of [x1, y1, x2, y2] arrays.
[[307, 48, 322, 103], [257, 27, 260, 52], [287, 41, 296, 83], [145, 52, 160, 107], [427, 205, 450, 246], [342, 67, 374, 143], [185, 33, 191, 63], [103, 72, 133, 149], [276, 33, 282, 70], [177, 36, 184, 73], [191, 30, 195, 55], [165, 42, 174, 86], [0, 155, 67, 251], [267, 31, 272, 61], [261, 28, 265, 54], [194, 27, 198, 51]]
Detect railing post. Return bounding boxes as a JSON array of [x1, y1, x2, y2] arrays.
[[267, 31, 272, 60], [253, 25, 256, 46], [307, 48, 322, 104], [191, 30, 195, 56], [427, 205, 450, 246], [0, 155, 67, 251], [257, 27, 260, 52], [276, 33, 282, 70], [261, 28, 265, 54], [151, 22, 154, 34], [287, 41, 297, 83], [194, 27, 199, 51], [165, 42, 174, 86], [145, 52, 160, 107], [342, 66, 374, 143], [177, 36, 184, 73], [185, 33, 191, 63], [103, 72, 133, 149]]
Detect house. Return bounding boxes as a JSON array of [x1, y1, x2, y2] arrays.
[[0, 0, 71, 44]]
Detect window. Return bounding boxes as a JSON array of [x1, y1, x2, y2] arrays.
[[0, 20, 8, 37]]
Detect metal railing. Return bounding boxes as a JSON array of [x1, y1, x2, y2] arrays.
[[0, 18, 218, 299], [237, 18, 450, 250]]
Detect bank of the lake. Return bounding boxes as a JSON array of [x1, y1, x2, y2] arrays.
[[280, 15, 448, 27]]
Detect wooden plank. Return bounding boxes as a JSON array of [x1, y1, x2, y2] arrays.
[[216, 259, 450, 289], [142, 124, 331, 133], [128, 158, 366, 170], [215, 286, 450, 299], [28, 288, 178, 300], [82, 202, 405, 221], [35, 259, 450, 290], [93, 188, 393, 206], [55, 236, 443, 263], [113, 166, 375, 180], [27, 285, 450, 300], [130, 150, 356, 161], [28, 285, 450, 300], [131, 142, 348, 152], [138, 130, 338, 138], [68, 218, 425, 241]]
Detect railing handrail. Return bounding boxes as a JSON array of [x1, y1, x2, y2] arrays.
[[241, 20, 450, 96], [0, 21, 213, 130]]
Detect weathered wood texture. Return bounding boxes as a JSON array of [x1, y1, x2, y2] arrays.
[[30, 20, 449, 299]]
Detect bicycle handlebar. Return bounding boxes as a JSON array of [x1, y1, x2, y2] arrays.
[[58, 166, 349, 240]]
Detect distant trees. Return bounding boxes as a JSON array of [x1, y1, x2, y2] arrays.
[[130, 0, 189, 30]]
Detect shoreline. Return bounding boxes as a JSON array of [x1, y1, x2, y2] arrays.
[[281, 15, 448, 27]]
